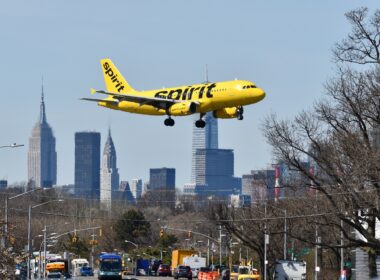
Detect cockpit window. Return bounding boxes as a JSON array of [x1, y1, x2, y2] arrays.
[[242, 85, 256, 89]]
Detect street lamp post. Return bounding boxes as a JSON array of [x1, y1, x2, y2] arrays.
[[125, 240, 138, 276], [0, 141, 24, 248], [3, 188, 43, 249], [0, 143, 24, 149], [27, 199, 64, 280]]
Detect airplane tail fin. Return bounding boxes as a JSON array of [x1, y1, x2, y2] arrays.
[[100, 58, 135, 93]]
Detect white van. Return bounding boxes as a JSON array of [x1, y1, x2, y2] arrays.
[[273, 260, 306, 280], [71, 258, 89, 276]]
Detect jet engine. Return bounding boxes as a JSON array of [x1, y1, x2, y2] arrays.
[[168, 102, 197, 116], [213, 107, 238, 119]]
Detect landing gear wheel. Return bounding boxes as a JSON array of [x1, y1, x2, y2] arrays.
[[195, 119, 206, 128], [237, 106, 244, 120], [164, 118, 175, 126]]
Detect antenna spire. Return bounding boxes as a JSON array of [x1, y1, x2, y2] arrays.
[[40, 76, 46, 124]]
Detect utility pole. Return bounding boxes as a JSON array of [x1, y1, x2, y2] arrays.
[[27, 205, 31, 280], [264, 203, 268, 280], [43, 225, 47, 280], [3, 198, 7, 248], [207, 239, 210, 266], [340, 219, 344, 274], [315, 228, 319, 280], [91, 231, 96, 268], [219, 225, 222, 267], [284, 210, 287, 260]]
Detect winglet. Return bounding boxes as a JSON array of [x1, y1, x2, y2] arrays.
[[90, 88, 97, 95]]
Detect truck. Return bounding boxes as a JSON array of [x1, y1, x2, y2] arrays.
[[273, 260, 306, 280], [183, 255, 206, 277], [71, 258, 89, 277], [171, 250, 198, 272]]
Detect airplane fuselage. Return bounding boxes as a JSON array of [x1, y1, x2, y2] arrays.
[[99, 80, 265, 116]]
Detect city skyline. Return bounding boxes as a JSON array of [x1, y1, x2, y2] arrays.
[[1, 1, 378, 190]]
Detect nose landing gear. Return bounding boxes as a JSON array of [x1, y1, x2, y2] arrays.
[[237, 106, 244, 120]]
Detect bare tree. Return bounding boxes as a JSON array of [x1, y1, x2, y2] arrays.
[[334, 7, 380, 65], [264, 7, 380, 277]]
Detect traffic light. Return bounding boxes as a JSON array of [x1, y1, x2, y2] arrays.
[[72, 234, 77, 243], [160, 229, 164, 238], [188, 231, 192, 238]]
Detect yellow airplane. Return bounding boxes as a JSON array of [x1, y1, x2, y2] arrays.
[[82, 59, 265, 127]]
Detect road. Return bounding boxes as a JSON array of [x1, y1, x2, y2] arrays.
[[68, 276, 174, 280]]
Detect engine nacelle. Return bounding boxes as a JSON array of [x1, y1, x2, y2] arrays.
[[213, 107, 238, 119], [168, 102, 197, 116]]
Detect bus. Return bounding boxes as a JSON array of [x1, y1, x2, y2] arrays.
[[98, 253, 122, 280]]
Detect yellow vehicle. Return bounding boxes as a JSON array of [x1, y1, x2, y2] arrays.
[[45, 262, 65, 277], [238, 273, 260, 280], [171, 249, 197, 272], [82, 59, 265, 127], [231, 266, 259, 280]]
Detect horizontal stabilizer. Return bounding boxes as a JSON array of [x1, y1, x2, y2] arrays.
[[81, 98, 118, 104]]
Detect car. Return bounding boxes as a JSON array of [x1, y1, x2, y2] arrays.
[[47, 272, 63, 279], [15, 263, 27, 280], [80, 266, 94, 276], [150, 259, 163, 275], [158, 264, 171, 276], [174, 265, 192, 280]]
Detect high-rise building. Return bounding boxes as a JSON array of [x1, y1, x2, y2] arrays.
[[74, 132, 101, 199], [194, 149, 241, 197], [116, 181, 135, 204], [149, 168, 175, 190], [130, 179, 143, 201], [100, 130, 119, 210], [0, 180, 7, 189], [149, 168, 175, 208], [191, 113, 218, 182], [28, 86, 57, 188], [242, 170, 275, 202]]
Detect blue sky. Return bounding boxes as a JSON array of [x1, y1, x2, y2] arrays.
[[0, 1, 378, 189]]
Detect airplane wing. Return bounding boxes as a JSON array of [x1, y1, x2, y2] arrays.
[[88, 89, 182, 110]]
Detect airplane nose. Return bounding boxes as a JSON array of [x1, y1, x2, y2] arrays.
[[256, 89, 265, 100]]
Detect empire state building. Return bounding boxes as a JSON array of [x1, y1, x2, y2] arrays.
[[28, 85, 57, 188]]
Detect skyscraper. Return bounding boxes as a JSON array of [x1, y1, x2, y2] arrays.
[[149, 168, 175, 190], [191, 112, 218, 182], [149, 168, 175, 208], [194, 148, 241, 197], [74, 132, 101, 199], [100, 130, 119, 209], [130, 179, 143, 201], [28, 85, 57, 188]]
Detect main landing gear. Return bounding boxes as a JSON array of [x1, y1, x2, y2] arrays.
[[195, 113, 206, 128], [237, 106, 244, 120], [164, 117, 175, 127]]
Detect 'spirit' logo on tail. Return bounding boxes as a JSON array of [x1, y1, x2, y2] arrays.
[[103, 62, 125, 92]]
